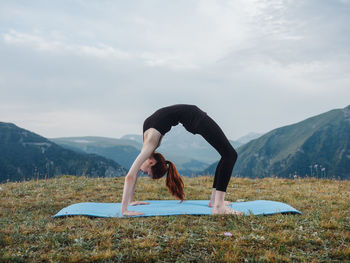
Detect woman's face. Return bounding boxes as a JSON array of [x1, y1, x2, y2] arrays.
[[140, 157, 157, 177]]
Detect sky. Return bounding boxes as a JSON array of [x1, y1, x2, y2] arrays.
[[0, 0, 349, 140]]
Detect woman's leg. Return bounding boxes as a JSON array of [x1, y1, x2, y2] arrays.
[[196, 114, 238, 191], [196, 115, 241, 215]]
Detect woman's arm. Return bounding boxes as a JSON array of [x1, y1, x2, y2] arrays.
[[127, 168, 150, 205], [128, 172, 138, 204], [121, 143, 155, 215]]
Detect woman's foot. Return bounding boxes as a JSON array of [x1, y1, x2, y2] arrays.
[[212, 206, 243, 215], [208, 200, 231, 207]]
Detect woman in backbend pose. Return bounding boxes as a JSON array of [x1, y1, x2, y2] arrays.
[[121, 104, 242, 216]]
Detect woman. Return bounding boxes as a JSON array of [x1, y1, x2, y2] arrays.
[[121, 104, 242, 216]]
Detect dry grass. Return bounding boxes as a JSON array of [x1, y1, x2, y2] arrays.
[[1, 176, 349, 262]]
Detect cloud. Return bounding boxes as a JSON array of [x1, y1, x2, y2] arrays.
[[2, 29, 202, 70], [3, 30, 130, 59], [0, 0, 349, 139]]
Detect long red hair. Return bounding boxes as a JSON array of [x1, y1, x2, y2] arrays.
[[151, 152, 185, 202]]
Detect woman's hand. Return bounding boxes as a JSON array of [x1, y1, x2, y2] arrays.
[[122, 210, 145, 216], [129, 201, 150, 206]]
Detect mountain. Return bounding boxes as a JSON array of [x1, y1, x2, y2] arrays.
[[236, 132, 262, 145], [121, 134, 143, 144], [53, 125, 242, 174], [157, 125, 242, 174], [51, 137, 141, 169], [52, 136, 142, 150], [0, 123, 126, 183], [202, 105, 350, 179]]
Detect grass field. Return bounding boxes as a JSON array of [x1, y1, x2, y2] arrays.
[[1, 176, 349, 262]]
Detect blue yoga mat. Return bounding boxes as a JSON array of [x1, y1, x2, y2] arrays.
[[52, 200, 301, 218]]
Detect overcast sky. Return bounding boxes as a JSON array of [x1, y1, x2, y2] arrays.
[[0, 0, 349, 140]]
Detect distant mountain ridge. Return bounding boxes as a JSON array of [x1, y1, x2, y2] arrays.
[[51, 136, 141, 169], [121, 134, 143, 144], [0, 123, 126, 183], [53, 125, 243, 175], [203, 105, 350, 179], [236, 132, 262, 145], [156, 125, 242, 173], [3, 105, 348, 181]]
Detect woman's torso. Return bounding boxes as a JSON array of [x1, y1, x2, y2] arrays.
[[143, 104, 207, 137]]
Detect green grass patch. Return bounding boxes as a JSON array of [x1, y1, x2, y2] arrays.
[[1, 176, 349, 262]]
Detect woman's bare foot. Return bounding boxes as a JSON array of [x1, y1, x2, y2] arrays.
[[208, 200, 231, 207], [212, 206, 243, 215]]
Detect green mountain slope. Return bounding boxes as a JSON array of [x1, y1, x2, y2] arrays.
[[203, 105, 350, 179], [0, 123, 126, 183]]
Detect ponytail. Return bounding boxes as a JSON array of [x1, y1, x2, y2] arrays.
[[151, 152, 185, 202], [165, 160, 185, 202]]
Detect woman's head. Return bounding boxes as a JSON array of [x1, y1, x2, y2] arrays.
[[139, 156, 157, 177], [144, 152, 185, 201]]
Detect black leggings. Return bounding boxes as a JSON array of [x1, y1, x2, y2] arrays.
[[196, 115, 238, 192]]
